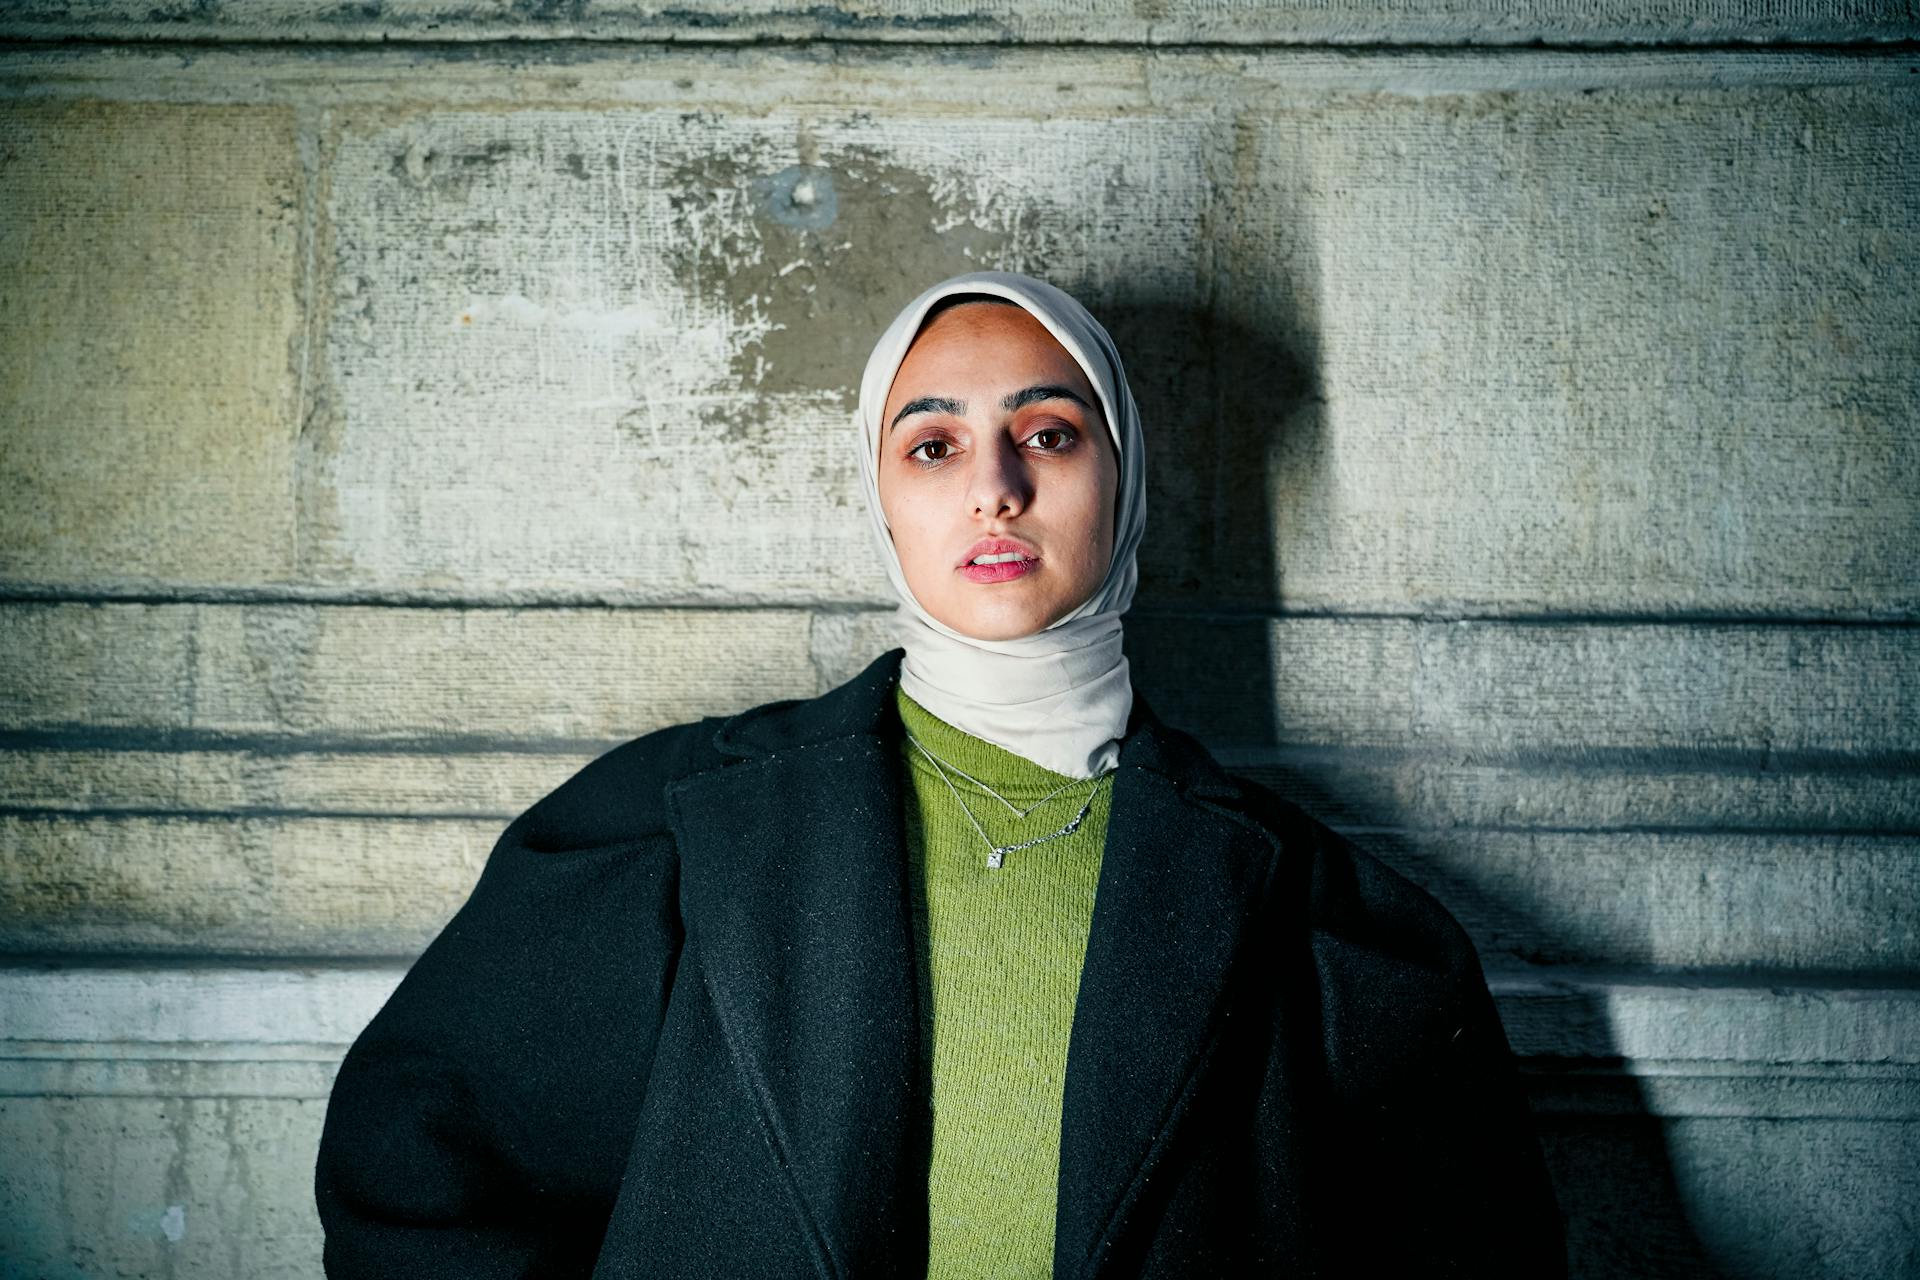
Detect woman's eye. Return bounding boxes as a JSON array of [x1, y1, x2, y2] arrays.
[[1028, 427, 1071, 451], [910, 439, 951, 462]]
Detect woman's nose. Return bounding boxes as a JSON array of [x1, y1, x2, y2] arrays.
[[967, 433, 1030, 519]]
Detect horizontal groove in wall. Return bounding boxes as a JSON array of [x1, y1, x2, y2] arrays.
[[1, 43, 1916, 104], [0, 588, 885, 612], [4, 731, 1914, 775], [1518, 1064, 1920, 1120], [1339, 821, 1920, 839], [0, 728, 624, 757], [1218, 743, 1920, 776], [1, 18, 1916, 51], [3, 1057, 1911, 1117], [2, 589, 1917, 627], [2, 807, 1915, 839], [2, 964, 1913, 1114], [0, 805, 511, 823]]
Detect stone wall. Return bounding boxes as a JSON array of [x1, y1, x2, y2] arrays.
[[2, 6, 1916, 1275]]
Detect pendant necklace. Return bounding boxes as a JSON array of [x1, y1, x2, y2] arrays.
[[904, 735, 1086, 817], [905, 733, 1111, 870]]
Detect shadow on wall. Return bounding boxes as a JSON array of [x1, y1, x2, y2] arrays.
[[1087, 283, 1730, 1279]]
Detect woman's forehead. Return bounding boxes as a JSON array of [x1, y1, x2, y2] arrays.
[[891, 300, 1092, 393]]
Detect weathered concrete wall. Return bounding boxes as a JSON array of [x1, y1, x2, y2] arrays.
[[4, 1, 1919, 44], [1, 13, 1916, 1279]]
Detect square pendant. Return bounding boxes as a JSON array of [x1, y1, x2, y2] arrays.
[[986, 850, 1005, 870]]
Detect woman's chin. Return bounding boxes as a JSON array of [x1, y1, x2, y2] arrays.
[[928, 588, 1096, 642], [927, 597, 1055, 643]]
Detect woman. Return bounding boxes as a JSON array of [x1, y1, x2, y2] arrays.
[[316, 271, 1564, 1277]]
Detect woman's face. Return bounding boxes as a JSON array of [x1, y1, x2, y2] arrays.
[[877, 300, 1119, 642]]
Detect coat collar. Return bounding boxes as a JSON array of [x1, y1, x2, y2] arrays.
[[667, 647, 1276, 1279], [706, 648, 907, 761]]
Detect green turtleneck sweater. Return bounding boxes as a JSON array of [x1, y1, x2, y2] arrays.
[[895, 686, 1112, 1279]]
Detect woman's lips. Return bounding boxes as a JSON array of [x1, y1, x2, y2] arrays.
[[958, 537, 1040, 584], [960, 556, 1038, 584]]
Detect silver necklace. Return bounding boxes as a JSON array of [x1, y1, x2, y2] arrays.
[[905, 734, 1110, 870], [902, 734, 1086, 818]]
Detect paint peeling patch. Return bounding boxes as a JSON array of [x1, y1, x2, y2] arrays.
[[124, 1204, 187, 1241], [647, 5, 1009, 35], [756, 165, 837, 231], [507, 0, 589, 21], [316, 1, 388, 23], [311, 109, 1209, 598], [665, 142, 1016, 406], [459, 293, 672, 338], [392, 138, 514, 194]]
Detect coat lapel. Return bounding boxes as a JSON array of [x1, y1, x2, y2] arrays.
[[1054, 706, 1278, 1279], [665, 653, 926, 1279]]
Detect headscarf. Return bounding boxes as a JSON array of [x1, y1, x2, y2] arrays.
[[854, 271, 1147, 778]]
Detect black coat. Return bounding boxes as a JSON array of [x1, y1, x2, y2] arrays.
[[315, 649, 1563, 1278]]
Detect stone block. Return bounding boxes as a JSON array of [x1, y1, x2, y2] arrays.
[[0, 602, 819, 741], [1407, 620, 1919, 754], [1541, 1115, 1920, 1280], [0, 746, 585, 817], [1126, 615, 1920, 753], [304, 108, 1214, 600], [1230, 753, 1920, 835], [1220, 85, 1920, 615], [0, 102, 302, 588], [0, 814, 498, 954], [1378, 829, 1919, 973], [0, 1095, 327, 1280]]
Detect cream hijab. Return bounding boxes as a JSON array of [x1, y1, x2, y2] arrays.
[[854, 271, 1147, 779]]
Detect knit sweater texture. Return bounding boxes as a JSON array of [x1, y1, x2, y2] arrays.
[[895, 686, 1112, 1278]]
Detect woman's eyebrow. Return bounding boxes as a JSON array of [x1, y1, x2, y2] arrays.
[[1001, 384, 1092, 413], [889, 396, 964, 433], [889, 385, 1092, 433]]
